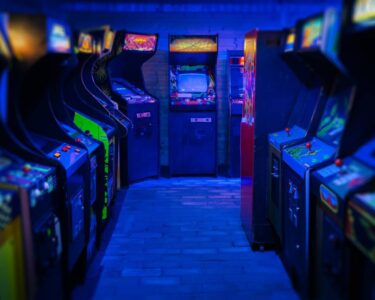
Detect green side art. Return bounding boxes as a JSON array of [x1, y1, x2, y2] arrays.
[[74, 112, 109, 220]]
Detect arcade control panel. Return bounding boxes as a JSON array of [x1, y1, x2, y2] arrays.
[[282, 137, 336, 177], [315, 157, 375, 222], [112, 80, 156, 104], [61, 124, 100, 154], [269, 125, 307, 150], [48, 143, 87, 176]]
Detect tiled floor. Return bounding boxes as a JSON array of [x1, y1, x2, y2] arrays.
[[75, 177, 298, 300]]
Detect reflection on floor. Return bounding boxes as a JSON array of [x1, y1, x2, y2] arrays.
[[74, 178, 298, 300]]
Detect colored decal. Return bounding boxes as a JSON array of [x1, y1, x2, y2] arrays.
[[73, 112, 110, 220], [124, 33, 157, 51], [243, 35, 256, 126], [320, 184, 339, 213], [170, 37, 217, 53]]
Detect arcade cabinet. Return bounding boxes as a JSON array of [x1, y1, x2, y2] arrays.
[[227, 50, 244, 178], [7, 14, 91, 294], [90, 28, 133, 187], [168, 35, 218, 175], [0, 15, 67, 299], [310, 1, 375, 298], [107, 31, 160, 183], [0, 18, 63, 299], [64, 30, 119, 223], [267, 28, 324, 244], [46, 32, 107, 260], [240, 30, 300, 248], [280, 9, 354, 296]]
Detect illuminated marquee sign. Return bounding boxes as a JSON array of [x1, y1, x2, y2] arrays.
[[301, 16, 323, 49], [353, 0, 375, 25], [78, 33, 93, 53], [104, 30, 115, 51], [170, 37, 217, 53], [47, 20, 71, 53], [284, 32, 295, 52], [123, 33, 157, 51]]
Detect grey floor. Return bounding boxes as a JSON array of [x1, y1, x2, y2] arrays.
[[75, 177, 298, 300]]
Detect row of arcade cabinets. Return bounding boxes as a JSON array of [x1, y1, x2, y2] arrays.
[[0, 13, 160, 299], [168, 35, 218, 175], [241, 1, 375, 298]]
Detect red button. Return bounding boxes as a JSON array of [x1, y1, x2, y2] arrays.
[[22, 165, 31, 173], [62, 147, 68, 152], [306, 142, 312, 150], [335, 159, 343, 168]]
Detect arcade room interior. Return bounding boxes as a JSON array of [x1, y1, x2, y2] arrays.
[[0, 0, 375, 299]]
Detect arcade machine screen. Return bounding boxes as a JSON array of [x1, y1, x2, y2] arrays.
[[353, 0, 375, 26], [123, 33, 157, 52], [170, 66, 215, 106], [47, 20, 71, 53], [301, 16, 323, 49], [177, 73, 208, 93], [316, 89, 351, 146]]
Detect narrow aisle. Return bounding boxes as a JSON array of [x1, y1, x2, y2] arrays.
[[81, 178, 298, 299]]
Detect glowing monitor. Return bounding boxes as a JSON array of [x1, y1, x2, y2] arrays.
[[123, 34, 157, 51], [301, 16, 323, 49], [177, 73, 208, 93], [353, 0, 375, 26], [47, 20, 71, 53]]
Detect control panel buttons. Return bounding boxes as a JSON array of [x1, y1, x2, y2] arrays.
[[75, 148, 81, 153], [62, 147, 68, 152], [53, 152, 61, 158]]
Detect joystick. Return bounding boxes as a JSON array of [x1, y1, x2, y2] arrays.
[[306, 142, 312, 153], [335, 158, 347, 173], [285, 127, 291, 136], [334, 159, 343, 168]]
